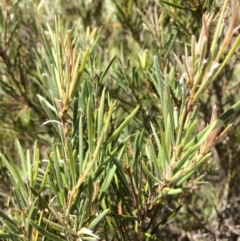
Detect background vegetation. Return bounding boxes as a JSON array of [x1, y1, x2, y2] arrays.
[[0, 0, 240, 240]]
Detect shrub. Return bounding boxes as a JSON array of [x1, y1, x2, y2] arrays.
[[0, 0, 240, 240]]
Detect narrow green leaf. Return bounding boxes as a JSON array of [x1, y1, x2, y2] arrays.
[[78, 115, 84, 174], [88, 175, 94, 216], [37, 95, 58, 114], [12, 187, 26, 210], [99, 164, 117, 201], [184, 100, 240, 151], [212, 35, 240, 81], [112, 157, 132, 197], [171, 153, 212, 185], [101, 199, 115, 236], [150, 123, 161, 150], [17, 140, 27, 176], [0, 7, 4, 30], [37, 95, 60, 135], [67, 138, 76, 187], [33, 141, 40, 186], [97, 88, 106, 140], [69, 47, 89, 99], [52, 147, 63, 192], [88, 209, 109, 230], [164, 114, 171, 160], [41, 217, 66, 232], [160, 0, 186, 10], [39, 161, 51, 193], [141, 161, 163, 184], [153, 55, 164, 104], [29, 220, 65, 241], [27, 198, 39, 241], [175, 171, 195, 186], [26, 149, 33, 190], [70, 51, 82, 93], [0, 210, 18, 227], [87, 96, 94, 155], [92, 101, 117, 163], [173, 145, 198, 174], [0, 233, 24, 239], [182, 120, 197, 146], [108, 105, 140, 143], [173, 107, 179, 129], [79, 199, 89, 227], [41, 28, 55, 66], [100, 55, 116, 82], [0, 152, 28, 201]]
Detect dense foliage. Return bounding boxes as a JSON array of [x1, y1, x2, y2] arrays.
[[0, 0, 240, 240]]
